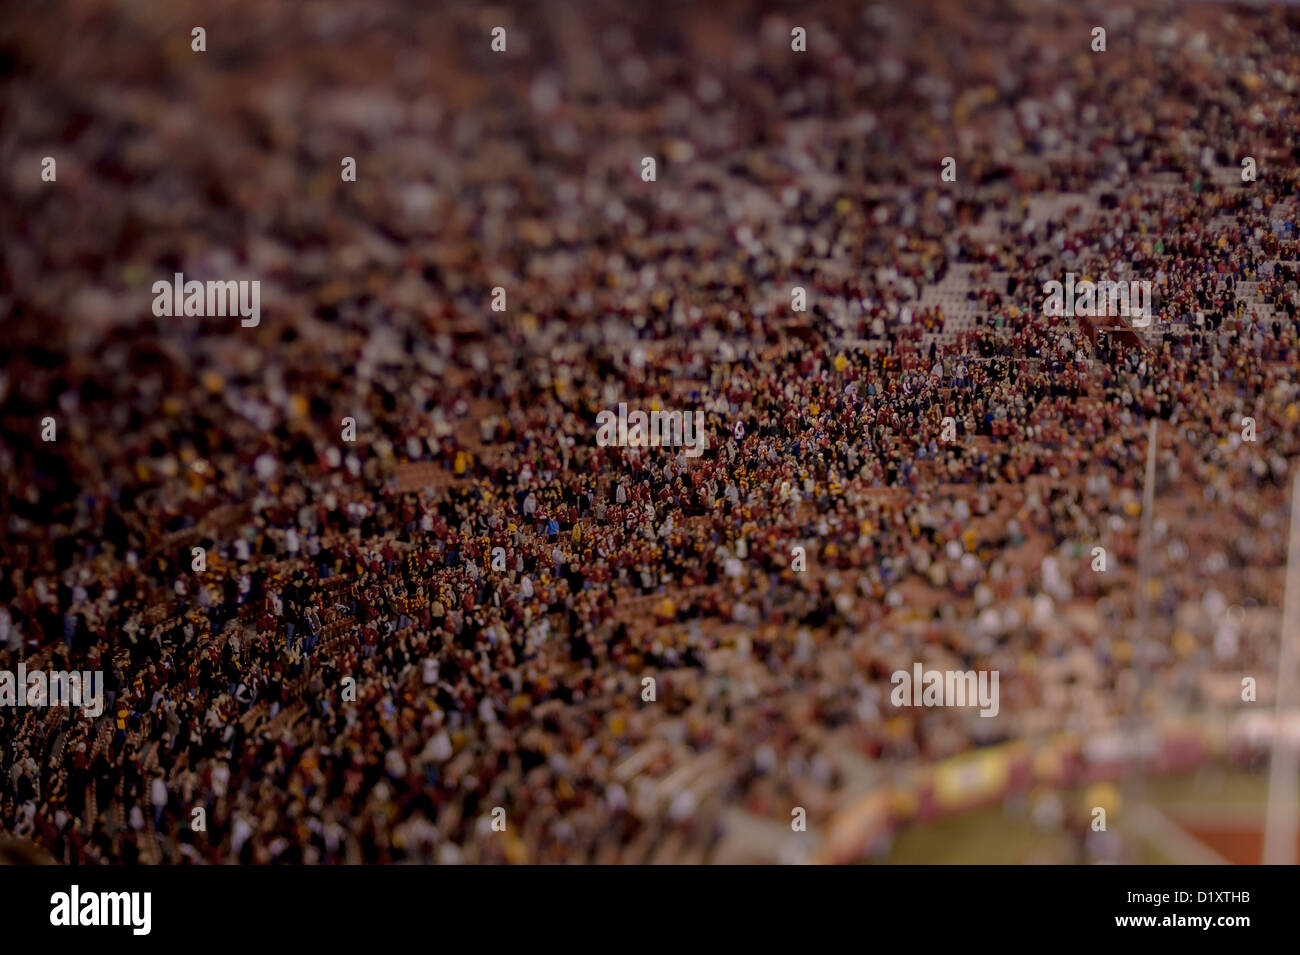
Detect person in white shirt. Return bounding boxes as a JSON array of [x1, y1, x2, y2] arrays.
[[150, 773, 168, 828], [0, 607, 15, 654]]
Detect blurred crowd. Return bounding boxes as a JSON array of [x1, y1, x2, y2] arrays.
[[2, 0, 1300, 863]]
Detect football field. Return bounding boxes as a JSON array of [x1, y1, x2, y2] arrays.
[[871, 768, 1299, 864]]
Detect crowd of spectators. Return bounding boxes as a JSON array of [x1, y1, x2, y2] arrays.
[[3, 0, 1300, 863]]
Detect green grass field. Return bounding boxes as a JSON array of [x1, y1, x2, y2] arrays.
[[867, 767, 1295, 864]]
